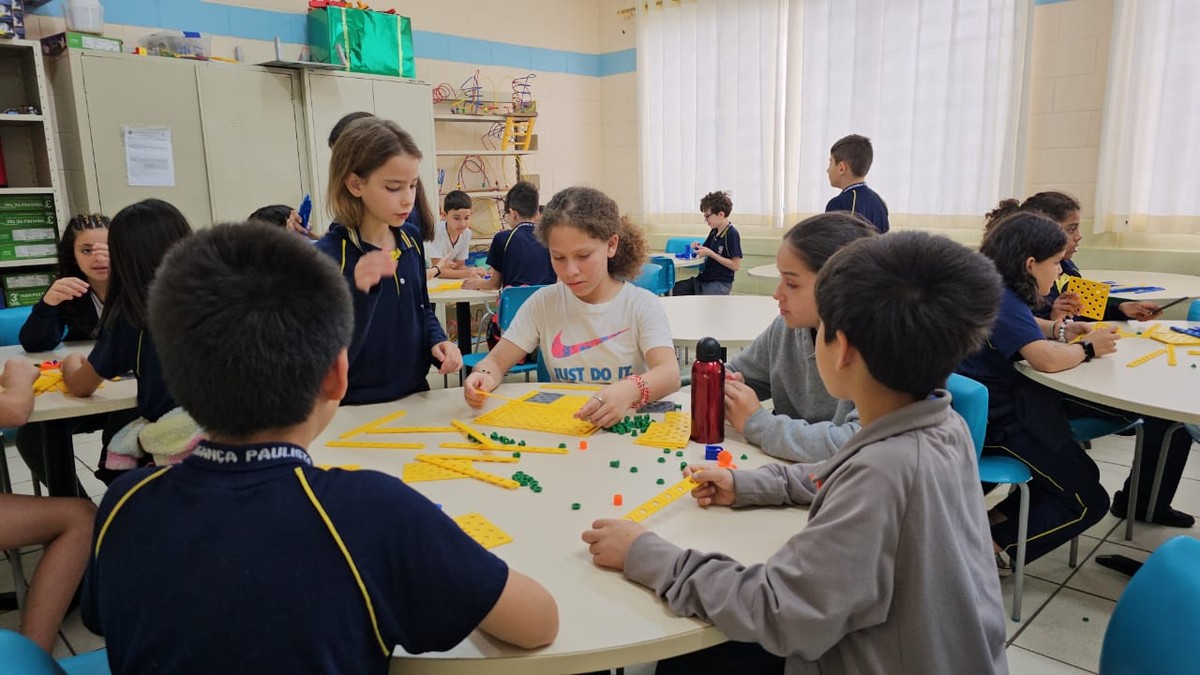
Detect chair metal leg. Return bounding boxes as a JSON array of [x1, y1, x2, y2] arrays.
[[0, 441, 28, 609], [1146, 422, 1183, 523], [1012, 482, 1029, 622], [1069, 536, 1079, 568], [1125, 425, 1144, 541]]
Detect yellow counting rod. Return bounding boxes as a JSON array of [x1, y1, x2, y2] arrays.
[[419, 454, 519, 463], [416, 455, 519, 489], [623, 477, 700, 523], [326, 440, 424, 450], [1167, 344, 1177, 366], [1126, 348, 1167, 368], [365, 426, 457, 434], [439, 442, 569, 455], [337, 410, 407, 439], [451, 419, 500, 447]]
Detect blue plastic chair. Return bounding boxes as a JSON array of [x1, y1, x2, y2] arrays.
[[1070, 416, 1145, 544], [1187, 299, 1200, 321], [664, 236, 704, 255], [947, 373, 1031, 622], [0, 629, 110, 674], [0, 305, 34, 347], [461, 284, 550, 383], [632, 257, 675, 297], [1099, 536, 1200, 675]]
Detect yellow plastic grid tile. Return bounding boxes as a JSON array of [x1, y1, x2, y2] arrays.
[[474, 391, 599, 437], [453, 513, 513, 549], [1065, 277, 1110, 320], [416, 455, 519, 489], [633, 412, 692, 450]]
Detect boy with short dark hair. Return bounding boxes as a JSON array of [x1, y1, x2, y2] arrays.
[[82, 223, 558, 674], [584, 231, 1008, 674], [426, 190, 482, 280], [672, 190, 742, 295], [462, 181, 555, 291], [826, 134, 890, 233]]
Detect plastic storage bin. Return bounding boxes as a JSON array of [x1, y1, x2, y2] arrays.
[[141, 30, 211, 60], [64, 0, 104, 35]]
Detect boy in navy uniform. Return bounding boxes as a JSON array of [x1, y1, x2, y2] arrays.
[[81, 224, 557, 674], [825, 134, 890, 233], [585, 232, 1008, 674], [672, 191, 742, 295], [462, 181, 555, 290]]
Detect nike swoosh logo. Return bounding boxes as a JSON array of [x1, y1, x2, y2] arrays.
[[551, 329, 630, 358]]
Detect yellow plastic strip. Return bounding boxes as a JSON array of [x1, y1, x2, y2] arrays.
[[327, 440, 424, 450], [1189, 349, 1200, 356], [419, 454, 519, 463], [338, 411, 408, 439], [365, 426, 457, 434], [294, 467, 388, 656], [623, 477, 700, 523], [1126, 348, 1167, 368], [1143, 323, 1162, 337], [94, 467, 172, 557], [1167, 344, 1177, 366], [451, 419, 499, 447], [417, 455, 519, 489], [439, 442, 569, 455]]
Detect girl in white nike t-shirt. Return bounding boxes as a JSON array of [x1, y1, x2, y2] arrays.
[[464, 187, 680, 428]]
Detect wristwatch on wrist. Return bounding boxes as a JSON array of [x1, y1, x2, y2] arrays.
[[1080, 341, 1096, 362]]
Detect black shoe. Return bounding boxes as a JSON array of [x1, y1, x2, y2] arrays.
[[1110, 493, 1195, 527]]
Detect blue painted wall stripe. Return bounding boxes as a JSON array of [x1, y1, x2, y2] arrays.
[[31, 0, 635, 76]]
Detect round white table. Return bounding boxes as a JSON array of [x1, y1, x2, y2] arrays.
[[747, 263, 780, 279], [0, 343, 138, 497], [660, 295, 778, 348], [669, 256, 706, 269], [306, 383, 800, 674], [1084, 270, 1200, 302], [1014, 321, 1200, 538]]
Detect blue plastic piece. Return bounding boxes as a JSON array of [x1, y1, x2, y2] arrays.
[[297, 194, 312, 230], [704, 445, 722, 461], [1100, 536, 1200, 674]]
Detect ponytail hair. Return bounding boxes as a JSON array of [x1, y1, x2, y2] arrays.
[[538, 186, 647, 281], [984, 198, 1022, 234]]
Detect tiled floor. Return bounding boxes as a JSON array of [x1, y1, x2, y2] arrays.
[[3, 416, 1197, 672]]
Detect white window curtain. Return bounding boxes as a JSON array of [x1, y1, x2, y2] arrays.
[[1095, 0, 1200, 234], [638, 0, 1031, 227]]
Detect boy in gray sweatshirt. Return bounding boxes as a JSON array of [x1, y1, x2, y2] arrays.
[[584, 232, 1009, 675]]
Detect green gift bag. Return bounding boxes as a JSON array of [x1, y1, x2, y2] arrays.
[[308, 7, 415, 78]]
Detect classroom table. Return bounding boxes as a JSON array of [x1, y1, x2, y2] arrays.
[[0, 343, 139, 497], [747, 263, 780, 279], [1084, 270, 1200, 303], [307, 383, 802, 675], [428, 287, 500, 355], [1014, 321, 1200, 543], [660, 295, 779, 349], [667, 255, 706, 270]]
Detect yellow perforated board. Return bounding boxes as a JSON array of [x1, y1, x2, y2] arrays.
[[1065, 277, 1110, 321], [633, 412, 692, 449], [474, 391, 599, 437], [1149, 331, 1200, 346], [416, 455, 519, 489], [439, 442, 569, 455], [453, 513, 512, 549], [403, 459, 472, 482], [623, 477, 700, 523]]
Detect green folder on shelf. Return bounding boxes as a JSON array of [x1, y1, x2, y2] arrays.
[[307, 7, 415, 78]]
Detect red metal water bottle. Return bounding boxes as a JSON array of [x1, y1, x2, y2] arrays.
[[690, 337, 725, 443]]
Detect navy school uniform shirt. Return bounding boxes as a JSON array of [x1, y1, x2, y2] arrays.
[[486, 222, 556, 288], [87, 321, 174, 421], [81, 440, 509, 675], [315, 223, 448, 405], [826, 183, 890, 233], [19, 290, 102, 352], [956, 288, 1045, 409], [694, 223, 742, 284]]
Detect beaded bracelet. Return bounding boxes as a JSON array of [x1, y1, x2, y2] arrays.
[[624, 374, 650, 409]]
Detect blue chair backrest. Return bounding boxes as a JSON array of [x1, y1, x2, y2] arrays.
[[0, 305, 34, 347], [1099, 536, 1200, 675], [0, 629, 68, 674], [945, 373, 989, 459], [1187, 299, 1200, 322], [632, 257, 675, 296], [664, 236, 704, 255], [498, 284, 550, 332]]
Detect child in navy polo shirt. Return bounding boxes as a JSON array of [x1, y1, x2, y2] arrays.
[[81, 223, 558, 674], [825, 134, 889, 234], [60, 198, 193, 483], [462, 180, 556, 291], [958, 211, 1119, 566], [315, 117, 461, 404], [672, 191, 742, 296]]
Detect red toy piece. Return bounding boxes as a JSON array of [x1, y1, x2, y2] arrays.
[[579, 440, 588, 451], [716, 450, 737, 469], [612, 494, 623, 506]]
